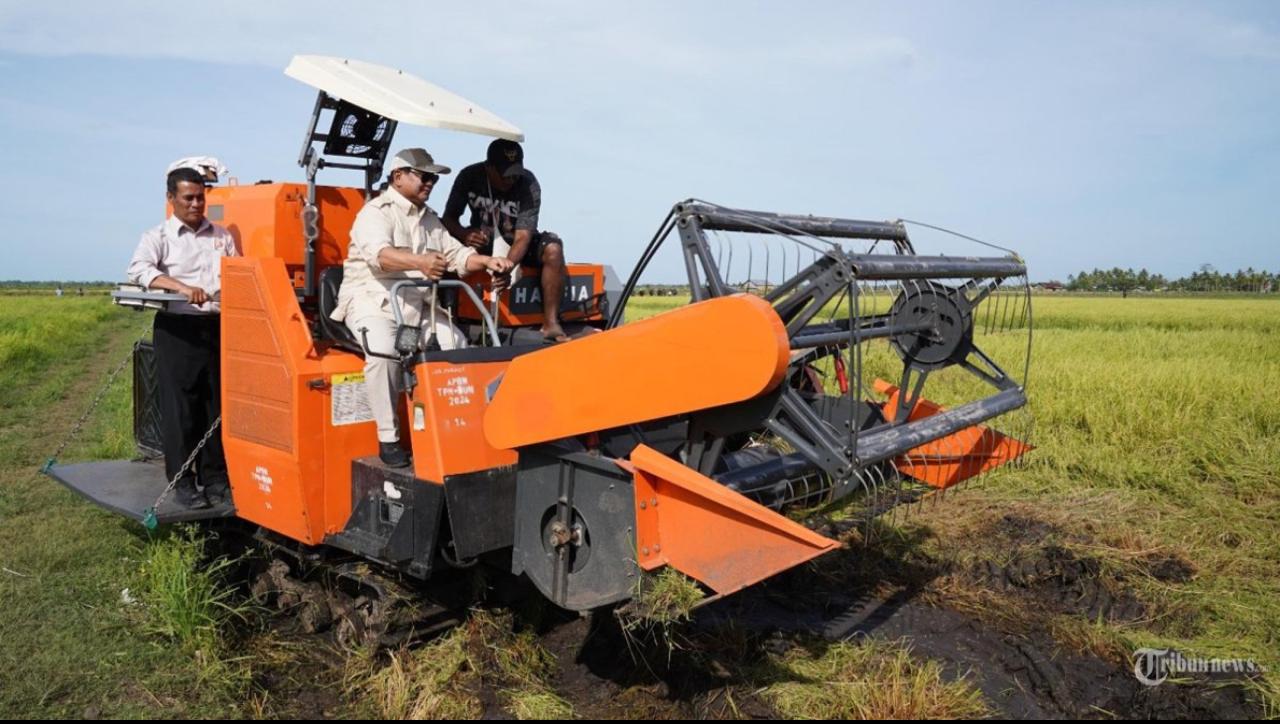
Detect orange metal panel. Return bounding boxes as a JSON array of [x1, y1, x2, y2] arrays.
[[317, 351, 380, 536], [209, 184, 376, 537], [455, 263, 607, 327], [407, 360, 518, 482], [484, 294, 790, 450], [206, 183, 363, 286], [625, 445, 838, 596], [874, 379, 1033, 488], [220, 257, 378, 545], [221, 257, 312, 541]]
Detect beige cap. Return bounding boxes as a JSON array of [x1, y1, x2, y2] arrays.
[[386, 147, 451, 176]]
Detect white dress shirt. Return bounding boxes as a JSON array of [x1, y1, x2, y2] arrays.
[[127, 215, 239, 314]]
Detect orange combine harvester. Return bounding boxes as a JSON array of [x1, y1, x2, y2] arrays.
[[49, 56, 1033, 637]]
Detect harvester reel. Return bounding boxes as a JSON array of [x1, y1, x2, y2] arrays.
[[614, 201, 1033, 515], [889, 282, 974, 371]]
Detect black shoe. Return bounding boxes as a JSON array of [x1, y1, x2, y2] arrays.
[[379, 442, 410, 468], [204, 480, 231, 506], [174, 479, 209, 509]]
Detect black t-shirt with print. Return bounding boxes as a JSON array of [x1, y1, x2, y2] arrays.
[[443, 162, 541, 243]]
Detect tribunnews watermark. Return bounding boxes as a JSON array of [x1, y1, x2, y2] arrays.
[[1133, 648, 1265, 687]]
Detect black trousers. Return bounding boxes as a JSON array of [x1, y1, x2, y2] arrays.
[[152, 312, 226, 485]]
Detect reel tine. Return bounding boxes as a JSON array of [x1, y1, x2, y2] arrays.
[[762, 236, 772, 294], [999, 285, 1011, 333], [724, 233, 735, 286]]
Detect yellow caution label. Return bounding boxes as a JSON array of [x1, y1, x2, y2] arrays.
[[331, 373, 373, 426]]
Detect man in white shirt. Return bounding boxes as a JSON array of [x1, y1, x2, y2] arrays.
[[127, 164, 239, 507], [331, 148, 513, 467]]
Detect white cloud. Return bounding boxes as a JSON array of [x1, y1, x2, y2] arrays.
[[0, 2, 923, 79]]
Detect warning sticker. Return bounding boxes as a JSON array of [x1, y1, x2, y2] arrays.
[[331, 373, 374, 426]]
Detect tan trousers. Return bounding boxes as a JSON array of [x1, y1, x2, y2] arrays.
[[346, 309, 466, 443]]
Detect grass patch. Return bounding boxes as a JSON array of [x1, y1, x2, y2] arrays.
[[620, 567, 705, 628], [0, 301, 240, 717], [507, 689, 575, 719], [350, 625, 483, 719], [612, 569, 707, 671], [134, 526, 254, 660], [760, 639, 990, 719], [346, 609, 572, 720]]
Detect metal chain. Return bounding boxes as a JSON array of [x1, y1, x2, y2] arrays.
[[38, 314, 226, 530], [142, 415, 222, 530], [40, 323, 151, 475]]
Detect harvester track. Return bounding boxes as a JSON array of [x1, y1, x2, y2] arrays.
[[212, 522, 471, 650]]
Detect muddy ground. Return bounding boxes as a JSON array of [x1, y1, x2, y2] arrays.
[[234, 510, 1265, 720]]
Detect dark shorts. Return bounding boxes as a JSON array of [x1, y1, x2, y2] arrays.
[[481, 231, 562, 267]]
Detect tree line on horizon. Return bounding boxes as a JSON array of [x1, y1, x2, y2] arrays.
[[1064, 266, 1276, 293], [4, 266, 1277, 295]]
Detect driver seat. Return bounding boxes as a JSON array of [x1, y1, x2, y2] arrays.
[[316, 266, 363, 354]]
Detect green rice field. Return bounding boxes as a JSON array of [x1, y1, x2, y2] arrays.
[[1, 292, 1276, 717]]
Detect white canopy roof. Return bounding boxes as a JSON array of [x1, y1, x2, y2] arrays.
[[285, 55, 524, 142]]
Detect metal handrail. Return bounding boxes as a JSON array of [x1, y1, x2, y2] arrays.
[[388, 279, 503, 348]]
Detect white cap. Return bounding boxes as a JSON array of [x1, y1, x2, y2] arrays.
[[386, 147, 450, 176], [166, 156, 227, 182]]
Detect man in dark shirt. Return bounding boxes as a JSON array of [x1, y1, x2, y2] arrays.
[[443, 139, 568, 342]]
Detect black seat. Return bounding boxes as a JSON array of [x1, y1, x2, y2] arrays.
[[317, 266, 363, 354]]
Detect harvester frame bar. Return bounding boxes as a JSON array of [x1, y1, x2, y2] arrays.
[[678, 202, 913, 248], [295, 89, 400, 299], [853, 387, 1027, 466], [789, 316, 935, 349], [846, 255, 1026, 280]]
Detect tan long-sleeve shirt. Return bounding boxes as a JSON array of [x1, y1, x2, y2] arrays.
[[331, 188, 476, 326]]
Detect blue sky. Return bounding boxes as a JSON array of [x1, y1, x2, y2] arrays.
[[0, 1, 1276, 283]]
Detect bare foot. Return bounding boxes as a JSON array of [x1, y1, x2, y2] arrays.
[[541, 324, 570, 343]]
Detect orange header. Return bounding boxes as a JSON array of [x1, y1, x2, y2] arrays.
[[483, 294, 789, 450]]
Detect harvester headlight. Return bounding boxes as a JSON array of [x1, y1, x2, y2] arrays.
[[394, 324, 422, 355]]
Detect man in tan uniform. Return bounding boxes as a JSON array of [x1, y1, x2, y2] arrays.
[[331, 148, 513, 467]]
